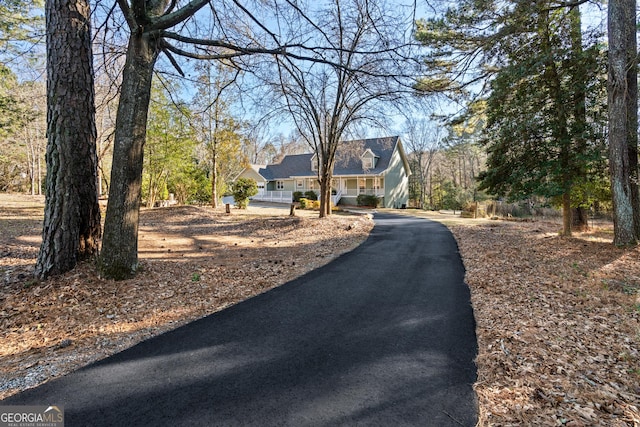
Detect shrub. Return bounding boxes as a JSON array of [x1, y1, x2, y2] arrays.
[[293, 191, 304, 202], [357, 194, 379, 207], [299, 198, 321, 210], [304, 190, 318, 201], [232, 177, 258, 209]]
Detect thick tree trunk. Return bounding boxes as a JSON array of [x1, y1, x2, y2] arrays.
[[319, 175, 330, 218], [608, 0, 637, 245], [318, 159, 333, 218], [35, 0, 101, 279], [99, 32, 159, 279]]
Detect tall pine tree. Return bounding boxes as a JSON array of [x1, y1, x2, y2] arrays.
[[35, 0, 101, 278], [416, 1, 607, 236]]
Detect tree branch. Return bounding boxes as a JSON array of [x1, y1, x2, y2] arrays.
[[148, 0, 209, 31], [116, 0, 136, 29], [161, 45, 185, 76]]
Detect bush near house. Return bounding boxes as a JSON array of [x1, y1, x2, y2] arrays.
[[299, 198, 322, 210], [357, 194, 380, 207], [304, 190, 318, 201], [293, 191, 304, 202], [232, 177, 258, 209]]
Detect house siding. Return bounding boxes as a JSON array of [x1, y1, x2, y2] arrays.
[[383, 144, 410, 208], [237, 168, 266, 184], [267, 179, 295, 192]]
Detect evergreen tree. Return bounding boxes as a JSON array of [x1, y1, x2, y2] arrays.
[[416, 1, 607, 235], [0, 0, 44, 60], [143, 81, 197, 208], [192, 63, 247, 208]]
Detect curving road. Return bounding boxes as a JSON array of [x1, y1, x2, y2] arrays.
[[3, 213, 478, 426]]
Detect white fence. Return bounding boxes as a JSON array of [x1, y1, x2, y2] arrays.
[[251, 191, 293, 203], [251, 190, 343, 205]]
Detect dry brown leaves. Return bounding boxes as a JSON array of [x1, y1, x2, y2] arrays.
[[2, 198, 639, 427], [0, 202, 373, 400], [450, 220, 640, 427]]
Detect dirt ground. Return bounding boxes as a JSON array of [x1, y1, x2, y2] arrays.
[[1, 195, 639, 426]]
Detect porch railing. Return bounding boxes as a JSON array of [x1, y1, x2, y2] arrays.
[[341, 189, 385, 197], [331, 190, 342, 205], [251, 190, 293, 203]]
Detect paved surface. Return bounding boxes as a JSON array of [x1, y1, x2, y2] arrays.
[[3, 213, 478, 426]]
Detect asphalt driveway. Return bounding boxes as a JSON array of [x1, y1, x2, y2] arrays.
[[3, 213, 478, 426]]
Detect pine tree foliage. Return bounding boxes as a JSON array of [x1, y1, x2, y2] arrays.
[[143, 81, 197, 208], [0, 0, 44, 59], [416, 1, 608, 234]]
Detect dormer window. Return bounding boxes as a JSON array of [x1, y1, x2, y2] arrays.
[[311, 154, 318, 171], [361, 149, 377, 170]]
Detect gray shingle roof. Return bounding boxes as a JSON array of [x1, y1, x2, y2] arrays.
[[258, 153, 314, 180], [258, 136, 400, 179]]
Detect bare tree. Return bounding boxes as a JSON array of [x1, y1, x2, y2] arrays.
[[404, 118, 443, 209], [262, 0, 418, 217], [98, 0, 307, 279], [191, 62, 246, 208]]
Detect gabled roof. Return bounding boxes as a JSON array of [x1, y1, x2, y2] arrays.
[[334, 136, 398, 175], [256, 136, 403, 179], [257, 153, 314, 180]]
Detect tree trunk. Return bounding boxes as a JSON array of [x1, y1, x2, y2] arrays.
[[319, 161, 333, 218], [608, 0, 637, 245], [35, 0, 101, 279], [99, 32, 159, 279], [319, 176, 330, 218], [571, 207, 589, 232], [562, 187, 573, 235], [569, 6, 589, 237], [540, 8, 572, 236], [626, 3, 640, 239], [211, 146, 218, 209]]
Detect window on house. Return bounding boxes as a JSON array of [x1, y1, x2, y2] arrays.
[[362, 157, 373, 170], [276, 181, 284, 190], [296, 179, 304, 188]]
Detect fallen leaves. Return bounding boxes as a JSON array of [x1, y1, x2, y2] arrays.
[[450, 220, 640, 426], [0, 203, 373, 399], [2, 199, 638, 426]]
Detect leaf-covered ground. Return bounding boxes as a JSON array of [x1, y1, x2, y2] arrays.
[[0, 196, 373, 399], [1, 195, 638, 426], [448, 219, 640, 426]]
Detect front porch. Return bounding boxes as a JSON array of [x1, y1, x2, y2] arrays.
[[253, 176, 385, 206], [336, 177, 384, 206]]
